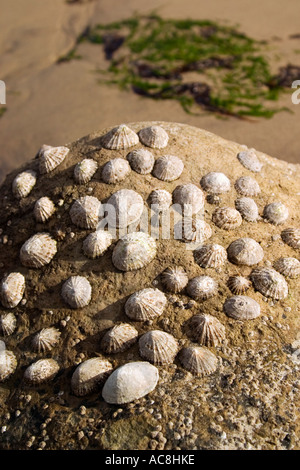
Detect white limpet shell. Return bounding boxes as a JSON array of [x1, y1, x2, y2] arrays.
[[281, 227, 300, 250], [188, 314, 225, 347], [101, 158, 131, 184], [0, 272, 25, 308], [106, 189, 144, 229], [74, 158, 98, 184], [112, 232, 157, 271], [139, 330, 179, 365], [227, 275, 251, 295], [138, 125, 169, 149], [263, 202, 289, 225], [24, 358, 60, 385], [102, 361, 159, 404], [237, 149, 263, 173], [175, 218, 212, 244], [186, 276, 218, 301], [0, 313, 17, 336], [250, 267, 288, 300], [235, 197, 259, 222], [71, 357, 113, 396], [39, 146, 69, 174], [227, 238, 264, 266], [179, 346, 218, 376], [152, 155, 184, 182], [12, 170, 37, 199], [200, 172, 231, 195], [32, 327, 61, 353], [0, 349, 17, 382], [172, 183, 205, 216], [148, 189, 172, 212], [101, 323, 139, 354], [234, 176, 261, 197], [61, 276, 92, 308], [82, 230, 113, 259], [161, 266, 189, 293], [194, 243, 227, 269], [125, 288, 167, 321], [223, 295, 261, 320], [70, 196, 102, 229], [127, 148, 155, 174], [20, 233, 57, 268], [273, 257, 300, 278], [34, 197, 55, 223], [212, 206, 242, 230], [102, 124, 139, 150]]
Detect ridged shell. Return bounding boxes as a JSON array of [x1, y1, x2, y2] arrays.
[[172, 184, 205, 216], [101, 323, 138, 354], [148, 189, 172, 212], [200, 172, 230, 194], [235, 197, 259, 222], [71, 357, 113, 396], [234, 176, 261, 197], [227, 276, 251, 295], [82, 230, 113, 259], [161, 266, 188, 293], [212, 206, 242, 230], [194, 243, 227, 269], [102, 361, 159, 404], [188, 314, 225, 347], [20, 233, 57, 268], [0, 350, 17, 381], [227, 238, 264, 266], [237, 149, 263, 172], [224, 295, 261, 320], [175, 218, 212, 244], [112, 232, 157, 271], [0, 272, 25, 308], [127, 148, 155, 174], [34, 196, 55, 223], [24, 358, 60, 385], [70, 196, 102, 229], [138, 125, 169, 149], [74, 158, 98, 184], [106, 189, 144, 228], [281, 227, 300, 249], [179, 346, 218, 376], [250, 267, 288, 300], [273, 257, 300, 278], [263, 202, 289, 225], [39, 146, 69, 174], [102, 124, 139, 149], [32, 327, 61, 353], [61, 276, 92, 308], [12, 170, 37, 199], [139, 330, 178, 365], [186, 276, 218, 300], [0, 313, 17, 336], [152, 155, 184, 182], [125, 288, 167, 321], [101, 158, 131, 184]]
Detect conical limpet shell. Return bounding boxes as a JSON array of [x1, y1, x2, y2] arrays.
[[212, 206, 242, 230], [34, 197, 55, 223], [281, 227, 300, 250], [194, 243, 227, 269], [227, 238, 264, 266], [172, 183, 205, 216], [127, 148, 155, 174], [71, 357, 113, 396], [32, 327, 61, 353], [175, 218, 212, 244], [273, 257, 300, 278], [106, 189, 144, 228], [101, 323, 138, 354], [237, 149, 263, 173], [234, 176, 260, 197], [0, 313, 17, 336], [263, 202, 289, 225], [102, 124, 139, 150], [125, 288, 167, 321], [102, 361, 159, 404], [0, 272, 25, 308], [24, 358, 60, 385], [0, 349, 17, 382], [179, 346, 218, 376], [112, 232, 156, 271], [224, 295, 261, 320], [101, 158, 131, 184], [152, 155, 184, 182], [227, 275, 251, 295], [20, 233, 57, 268], [139, 330, 178, 365], [186, 276, 218, 300], [200, 172, 230, 194], [12, 170, 37, 199], [70, 196, 102, 229], [250, 267, 288, 300], [188, 314, 225, 347], [74, 158, 98, 184], [82, 230, 113, 259], [61, 276, 92, 308], [235, 197, 259, 222], [138, 125, 169, 149], [148, 189, 172, 212], [39, 146, 69, 174], [161, 266, 188, 293]]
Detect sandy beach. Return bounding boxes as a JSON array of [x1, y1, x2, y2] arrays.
[[0, 0, 300, 182]]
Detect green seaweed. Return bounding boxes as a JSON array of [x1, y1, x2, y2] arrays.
[[0, 107, 6, 118]]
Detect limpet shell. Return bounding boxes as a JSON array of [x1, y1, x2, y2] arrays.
[[101, 323, 138, 354], [32, 327, 61, 353], [194, 243, 227, 269], [263, 202, 289, 225], [148, 189, 172, 212], [179, 346, 218, 376], [125, 288, 167, 321], [237, 149, 263, 173], [227, 275, 251, 295], [101, 158, 131, 184], [200, 172, 230, 194], [188, 314, 225, 347], [250, 267, 288, 300], [112, 232, 156, 271], [12, 170, 37, 199], [74, 158, 98, 184], [24, 358, 60, 385], [0, 313, 17, 336], [152, 155, 184, 182], [127, 148, 155, 174], [175, 218, 212, 244], [0, 349, 17, 382], [139, 330, 178, 365], [102, 124, 139, 150], [71, 357, 113, 396], [273, 257, 300, 278], [161, 266, 188, 293], [0, 272, 25, 308], [186, 276, 218, 300], [235, 197, 259, 222], [172, 183, 205, 216], [34, 196, 55, 223], [227, 238, 264, 266], [20, 233, 57, 268], [82, 230, 113, 259], [70, 196, 102, 229], [224, 295, 261, 320], [102, 361, 159, 404], [106, 189, 144, 228], [281, 227, 300, 250], [61, 276, 92, 308], [39, 146, 69, 174], [138, 125, 169, 149], [212, 206, 242, 230], [234, 176, 260, 197]]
